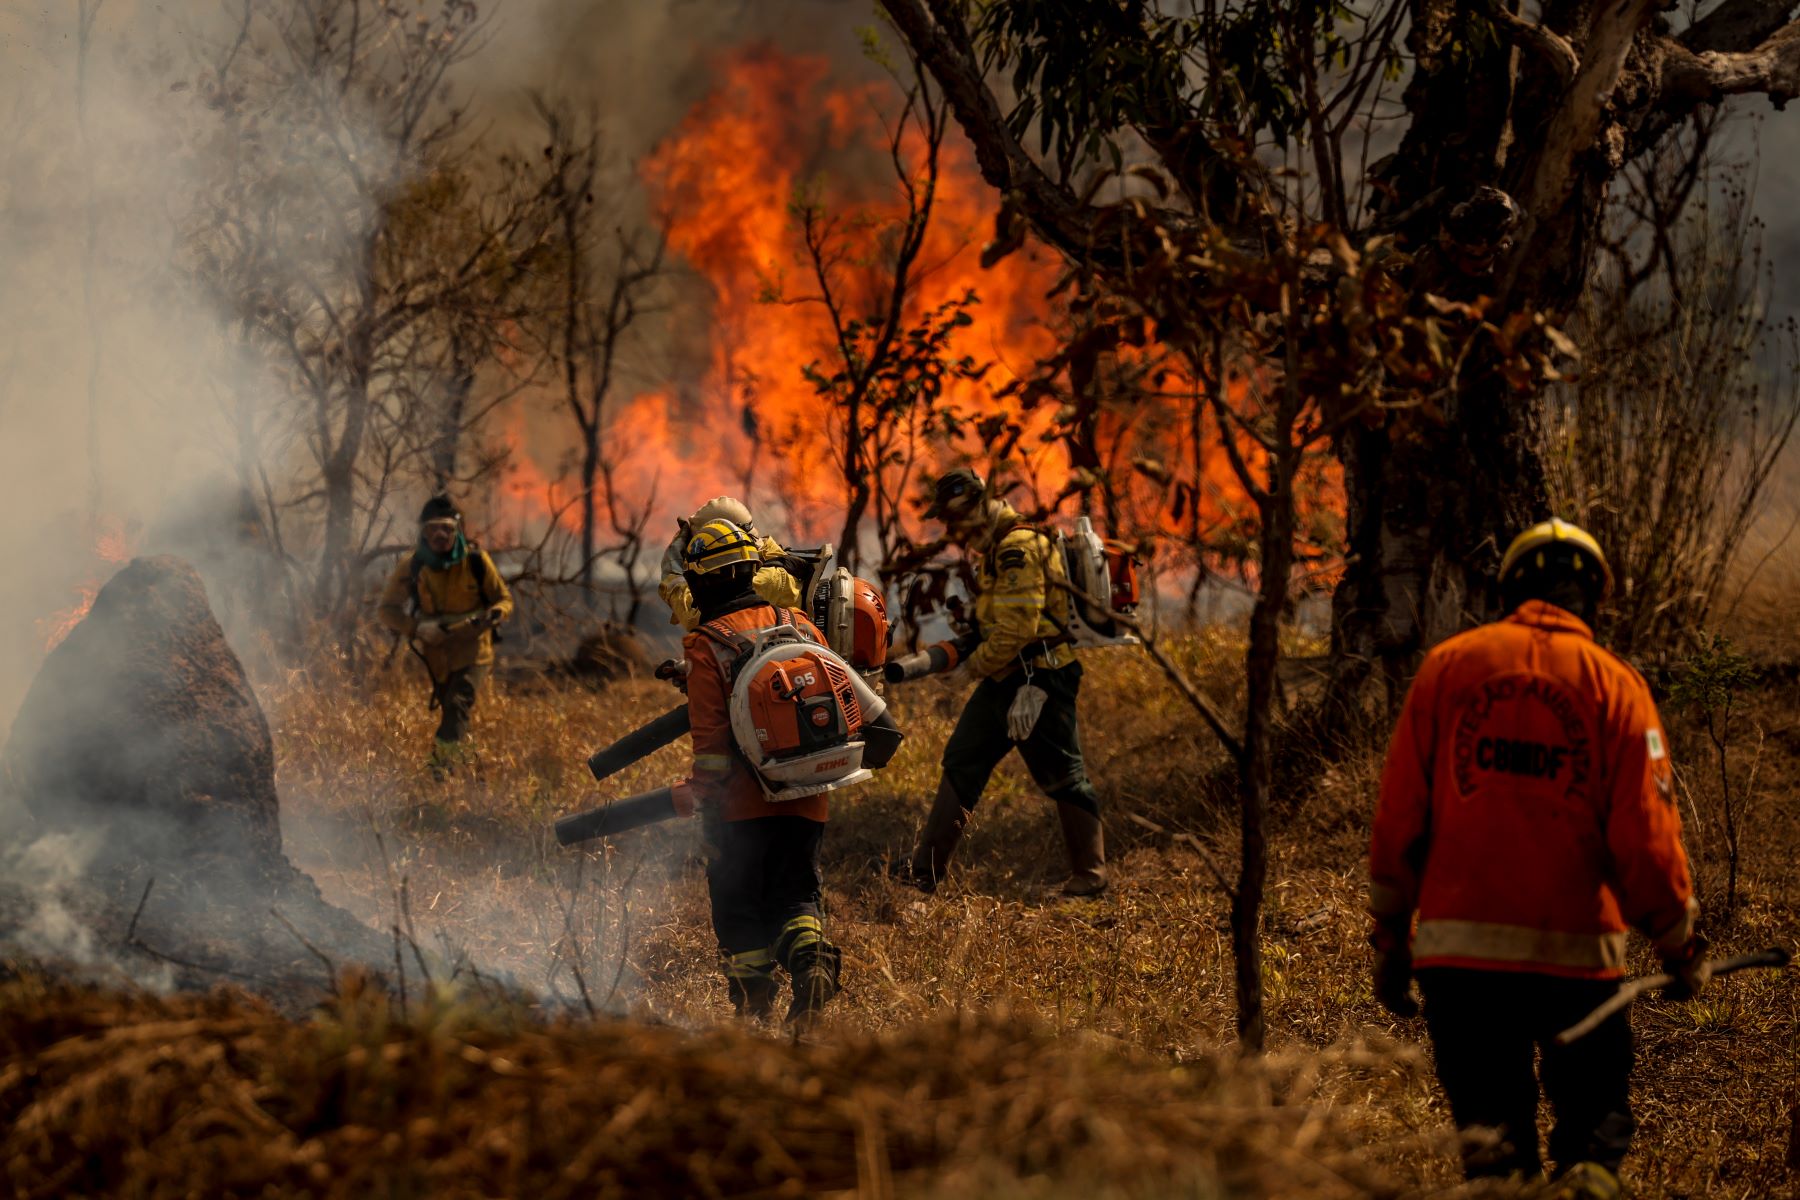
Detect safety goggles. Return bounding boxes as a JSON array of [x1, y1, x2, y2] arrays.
[[927, 474, 982, 518], [420, 518, 459, 537]]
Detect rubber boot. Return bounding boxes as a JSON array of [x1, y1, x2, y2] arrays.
[[426, 738, 464, 780], [895, 778, 971, 894], [728, 972, 780, 1020], [1545, 1163, 1622, 1200], [784, 941, 843, 1032], [724, 947, 779, 1020], [1055, 801, 1108, 896]]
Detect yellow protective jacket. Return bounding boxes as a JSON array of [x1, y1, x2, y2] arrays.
[[660, 533, 807, 631], [964, 504, 1077, 680], [377, 547, 513, 677]]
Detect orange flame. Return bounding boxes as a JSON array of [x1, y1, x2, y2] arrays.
[[499, 47, 1341, 571], [620, 49, 1066, 541], [39, 514, 135, 652], [38, 582, 99, 653]]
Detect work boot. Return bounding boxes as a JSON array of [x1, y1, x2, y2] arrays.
[[1054, 802, 1108, 896], [724, 948, 779, 1020], [426, 738, 467, 780], [1542, 1163, 1622, 1200], [784, 942, 843, 1032], [894, 778, 971, 894], [728, 972, 780, 1021]]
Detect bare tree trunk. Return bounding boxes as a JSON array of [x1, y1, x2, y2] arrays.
[[1231, 304, 1307, 1053], [580, 438, 601, 603], [1064, 339, 1108, 520], [1326, 365, 1552, 719], [76, 0, 107, 521], [317, 354, 373, 615], [839, 391, 870, 570], [431, 332, 476, 491], [1233, 523, 1291, 1052]]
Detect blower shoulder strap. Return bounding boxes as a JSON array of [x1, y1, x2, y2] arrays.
[[696, 610, 781, 683]]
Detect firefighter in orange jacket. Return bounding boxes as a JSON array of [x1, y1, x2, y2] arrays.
[[1369, 519, 1707, 1192], [677, 518, 845, 1027]]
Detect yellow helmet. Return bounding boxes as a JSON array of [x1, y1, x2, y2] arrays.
[[682, 518, 760, 575], [1499, 518, 1613, 597]]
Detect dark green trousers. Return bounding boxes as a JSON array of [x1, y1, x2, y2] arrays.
[[941, 661, 1099, 816], [433, 663, 488, 743]]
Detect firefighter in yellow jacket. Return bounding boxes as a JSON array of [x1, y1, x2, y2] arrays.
[[657, 496, 815, 631], [897, 468, 1106, 896], [377, 496, 513, 774]]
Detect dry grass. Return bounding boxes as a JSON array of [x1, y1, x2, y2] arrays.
[[3, 631, 1796, 1196], [0, 967, 1469, 1199]]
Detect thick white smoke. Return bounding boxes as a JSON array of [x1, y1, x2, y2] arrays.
[[0, 0, 874, 717], [0, 0, 876, 999]]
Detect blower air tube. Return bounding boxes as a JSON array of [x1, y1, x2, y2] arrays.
[[883, 640, 960, 684], [555, 786, 680, 846], [587, 705, 691, 782]]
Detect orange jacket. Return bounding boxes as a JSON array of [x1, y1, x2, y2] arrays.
[[1369, 601, 1697, 979], [682, 601, 829, 824]]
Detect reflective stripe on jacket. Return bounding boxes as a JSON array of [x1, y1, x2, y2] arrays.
[[682, 601, 829, 824], [660, 534, 807, 631], [964, 508, 1077, 680], [1369, 600, 1696, 979]]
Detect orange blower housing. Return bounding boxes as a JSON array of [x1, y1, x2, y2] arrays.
[[743, 647, 865, 761], [811, 568, 891, 671], [1105, 540, 1141, 612], [849, 577, 889, 668]]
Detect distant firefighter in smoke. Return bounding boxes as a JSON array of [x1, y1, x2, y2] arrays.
[[376, 495, 513, 777], [657, 495, 820, 631]]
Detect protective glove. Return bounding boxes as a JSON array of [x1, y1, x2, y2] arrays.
[[655, 658, 691, 695], [1007, 682, 1048, 742], [1661, 934, 1711, 1001], [415, 619, 448, 647], [484, 604, 508, 627], [1372, 943, 1420, 1018]]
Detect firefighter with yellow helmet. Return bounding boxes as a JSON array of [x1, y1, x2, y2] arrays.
[[896, 468, 1107, 897], [658, 496, 818, 631], [676, 517, 853, 1027], [1369, 518, 1703, 1194]]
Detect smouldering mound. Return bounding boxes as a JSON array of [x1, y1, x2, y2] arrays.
[[0, 556, 399, 1008], [0, 972, 1450, 1199], [6, 555, 284, 872]]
